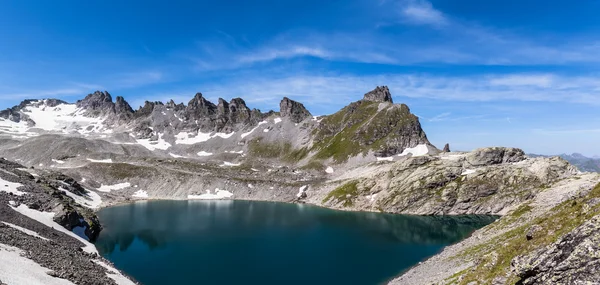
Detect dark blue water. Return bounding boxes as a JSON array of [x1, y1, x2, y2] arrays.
[[95, 200, 495, 285]]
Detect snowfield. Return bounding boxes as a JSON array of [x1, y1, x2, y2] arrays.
[[0, 244, 76, 285], [92, 260, 137, 285], [399, 144, 429, 157], [1, 222, 50, 241], [188, 189, 234, 200], [10, 205, 97, 254], [137, 133, 171, 151], [175, 131, 235, 145], [60, 187, 102, 209], [86, 158, 113, 163], [241, 121, 267, 138], [97, 182, 131, 193], [0, 177, 26, 196], [197, 151, 213, 156], [132, 190, 149, 198]]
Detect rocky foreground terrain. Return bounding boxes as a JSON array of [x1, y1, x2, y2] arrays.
[[0, 86, 599, 284]]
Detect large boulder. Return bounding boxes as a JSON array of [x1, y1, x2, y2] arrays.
[[467, 147, 526, 166]]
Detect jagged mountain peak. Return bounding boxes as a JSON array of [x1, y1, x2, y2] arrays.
[[363, 85, 393, 103], [280, 97, 312, 123]]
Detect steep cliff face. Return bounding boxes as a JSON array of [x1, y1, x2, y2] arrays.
[[280, 97, 312, 123], [311, 87, 434, 162]]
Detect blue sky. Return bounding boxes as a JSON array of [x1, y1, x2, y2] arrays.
[[2, 0, 600, 156]]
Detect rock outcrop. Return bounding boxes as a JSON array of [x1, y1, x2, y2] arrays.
[[280, 97, 312, 123], [467, 147, 526, 166], [512, 214, 600, 284], [443, 143, 450, 152], [76, 91, 115, 114], [319, 149, 578, 215], [363, 86, 393, 103]]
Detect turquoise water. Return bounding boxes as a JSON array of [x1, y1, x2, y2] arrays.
[[95, 200, 495, 285]]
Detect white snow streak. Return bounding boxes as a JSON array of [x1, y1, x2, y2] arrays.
[[221, 161, 241, 167], [92, 260, 137, 285], [188, 189, 234, 200], [86, 158, 113, 163], [241, 121, 267, 138], [0, 177, 26, 196], [325, 166, 334, 174], [10, 205, 97, 254], [97, 182, 131, 193], [197, 151, 213, 156], [376, 156, 394, 162], [60, 187, 102, 209], [296, 185, 308, 198], [0, 244, 76, 285], [132, 190, 148, 198], [1, 222, 50, 241]]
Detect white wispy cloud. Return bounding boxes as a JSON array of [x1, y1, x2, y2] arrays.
[[237, 46, 329, 64], [399, 0, 447, 26], [189, 72, 600, 113], [175, 0, 600, 69]]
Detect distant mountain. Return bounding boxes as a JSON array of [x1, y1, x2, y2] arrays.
[[529, 153, 600, 172]]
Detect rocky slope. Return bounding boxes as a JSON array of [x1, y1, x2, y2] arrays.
[[1, 86, 599, 284], [0, 158, 136, 285]]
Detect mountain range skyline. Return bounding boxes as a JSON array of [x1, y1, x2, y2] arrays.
[[1, 0, 600, 155]]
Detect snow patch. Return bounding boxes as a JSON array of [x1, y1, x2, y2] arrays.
[[132, 190, 148, 198], [10, 205, 97, 254], [248, 184, 254, 189], [197, 151, 213, 157], [137, 133, 171, 151], [241, 121, 267, 138], [225, 150, 244, 154], [325, 166, 334, 174], [221, 161, 241, 167], [461, 169, 477, 175], [398, 144, 429, 157], [376, 156, 394, 162], [60, 187, 102, 209], [97, 182, 131, 193], [366, 193, 378, 202], [188, 189, 234, 200], [51, 159, 65, 164], [274, 117, 282, 124], [0, 177, 26, 196], [1, 222, 50, 241], [0, 244, 77, 285], [86, 158, 113, 163], [92, 260, 137, 285], [169, 153, 184, 158], [175, 131, 235, 145], [296, 185, 308, 198]]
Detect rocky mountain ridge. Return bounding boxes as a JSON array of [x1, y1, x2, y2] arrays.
[[1, 86, 599, 284]]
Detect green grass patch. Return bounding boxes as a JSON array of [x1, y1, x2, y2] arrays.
[[456, 182, 600, 284], [322, 180, 360, 207]]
